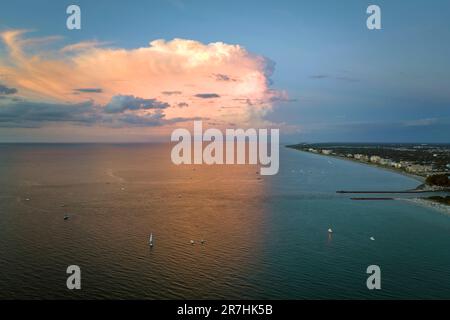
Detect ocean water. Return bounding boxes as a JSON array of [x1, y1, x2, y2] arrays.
[[0, 143, 449, 299]]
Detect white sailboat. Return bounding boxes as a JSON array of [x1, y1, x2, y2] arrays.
[[149, 233, 153, 247]]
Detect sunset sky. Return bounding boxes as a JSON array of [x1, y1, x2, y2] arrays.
[[0, 0, 449, 142]]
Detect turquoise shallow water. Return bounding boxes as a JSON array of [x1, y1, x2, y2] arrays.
[[0, 144, 449, 299]]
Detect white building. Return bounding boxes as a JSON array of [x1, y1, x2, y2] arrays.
[[370, 156, 381, 163], [392, 162, 402, 169], [406, 164, 433, 173]]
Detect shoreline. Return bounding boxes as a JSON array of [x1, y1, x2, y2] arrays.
[[286, 146, 450, 210], [286, 146, 425, 184], [399, 198, 450, 215]]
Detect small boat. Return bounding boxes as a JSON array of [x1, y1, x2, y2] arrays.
[[328, 228, 333, 233], [201, 240, 205, 244], [370, 237, 375, 241], [149, 233, 153, 247], [64, 214, 70, 220], [190, 240, 195, 245]]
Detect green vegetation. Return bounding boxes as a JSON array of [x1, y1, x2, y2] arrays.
[[426, 196, 450, 205], [425, 174, 450, 187]]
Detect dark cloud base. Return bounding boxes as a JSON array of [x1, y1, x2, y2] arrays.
[[73, 88, 103, 93], [0, 83, 18, 95], [195, 93, 220, 99], [104, 95, 169, 113], [0, 95, 201, 128]]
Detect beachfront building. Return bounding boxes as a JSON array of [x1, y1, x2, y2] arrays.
[[354, 154, 369, 162], [392, 162, 402, 169], [400, 161, 411, 167], [370, 156, 381, 163], [379, 158, 393, 166], [322, 149, 332, 155], [406, 164, 433, 174]]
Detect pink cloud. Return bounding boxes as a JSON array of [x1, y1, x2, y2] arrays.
[[0, 30, 287, 129]]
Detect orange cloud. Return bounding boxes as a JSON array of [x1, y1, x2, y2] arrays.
[[0, 30, 287, 129]]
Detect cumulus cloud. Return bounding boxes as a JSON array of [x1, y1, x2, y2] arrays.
[[213, 73, 235, 82], [0, 30, 287, 130], [60, 40, 110, 53]]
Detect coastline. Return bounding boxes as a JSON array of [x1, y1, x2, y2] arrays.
[[286, 146, 450, 211], [286, 146, 425, 184], [399, 198, 450, 215]]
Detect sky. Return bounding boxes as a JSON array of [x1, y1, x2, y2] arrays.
[[0, 0, 449, 142]]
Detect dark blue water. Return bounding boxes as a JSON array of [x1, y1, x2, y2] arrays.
[[0, 144, 449, 299]]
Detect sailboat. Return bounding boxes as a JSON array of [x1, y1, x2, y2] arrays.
[[149, 233, 153, 247]]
